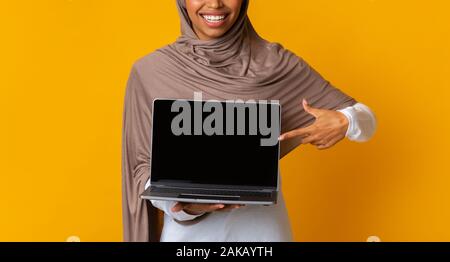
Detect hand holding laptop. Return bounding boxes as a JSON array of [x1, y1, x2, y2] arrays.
[[171, 202, 245, 215]]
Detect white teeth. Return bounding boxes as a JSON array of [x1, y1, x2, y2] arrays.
[[202, 15, 226, 22]]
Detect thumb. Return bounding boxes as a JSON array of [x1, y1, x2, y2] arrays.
[[171, 202, 184, 212], [302, 99, 321, 117]]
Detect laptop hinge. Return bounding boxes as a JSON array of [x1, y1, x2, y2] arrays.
[[152, 184, 275, 192]]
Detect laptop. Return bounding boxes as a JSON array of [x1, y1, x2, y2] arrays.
[[140, 98, 281, 205]]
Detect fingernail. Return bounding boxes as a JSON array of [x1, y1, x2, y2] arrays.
[[218, 204, 225, 208], [278, 135, 284, 141]]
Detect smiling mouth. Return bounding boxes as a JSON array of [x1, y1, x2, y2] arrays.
[[200, 13, 229, 26]]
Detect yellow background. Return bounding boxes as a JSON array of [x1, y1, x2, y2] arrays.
[[1, 0, 449, 241]]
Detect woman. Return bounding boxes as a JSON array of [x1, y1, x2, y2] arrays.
[[122, 0, 377, 242]]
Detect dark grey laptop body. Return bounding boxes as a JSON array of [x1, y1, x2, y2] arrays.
[[140, 98, 281, 205]]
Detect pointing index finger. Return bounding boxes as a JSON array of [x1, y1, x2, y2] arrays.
[[279, 125, 315, 141]]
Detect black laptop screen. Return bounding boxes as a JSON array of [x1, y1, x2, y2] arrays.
[[150, 99, 280, 188]]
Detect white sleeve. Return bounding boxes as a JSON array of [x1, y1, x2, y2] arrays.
[[144, 178, 205, 222], [337, 102, 377, 142]]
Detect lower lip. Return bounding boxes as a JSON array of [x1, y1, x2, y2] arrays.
[[200, 15, 228, 28]]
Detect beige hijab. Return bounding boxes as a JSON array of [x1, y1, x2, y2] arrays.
[[122, 0, 357, 242]]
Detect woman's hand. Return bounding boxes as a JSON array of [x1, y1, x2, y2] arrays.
[[278, 99, 349, 150], [171, 202, 244, 215]]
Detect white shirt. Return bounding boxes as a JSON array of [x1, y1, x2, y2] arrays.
[[146, 102, 377, 242]]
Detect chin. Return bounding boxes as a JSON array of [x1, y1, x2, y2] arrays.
[[207, 33, 226, 39], [203, 29, 228, 39]]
